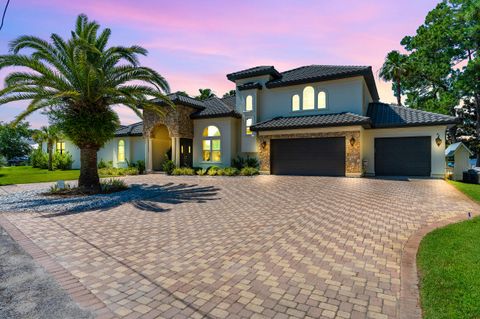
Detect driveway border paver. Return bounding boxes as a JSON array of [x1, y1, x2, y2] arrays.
[[0, 215, 115, 319], [399, 182, 480, 319]]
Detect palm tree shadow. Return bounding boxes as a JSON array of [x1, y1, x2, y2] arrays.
[[38, 182, 220, 218]]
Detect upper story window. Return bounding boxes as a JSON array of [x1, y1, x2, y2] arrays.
[[245, 118, 253, 135], [318, 91, 327, 109], [245, 95, 253, 112], [118, 139, 125, 162], [292, 94, 300, 111], [56, 141, 66, 154], [303, 86, 314, 110], [202, 126, 221, 162]]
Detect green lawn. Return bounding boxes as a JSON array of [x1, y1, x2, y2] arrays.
[[417, 180, 480, 319], [448, 180, 480, 202], [0, 166, 80, 185]]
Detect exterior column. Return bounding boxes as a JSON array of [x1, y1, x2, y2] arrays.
[[145, 137, 153, 172], [172, 137, 181, 167]]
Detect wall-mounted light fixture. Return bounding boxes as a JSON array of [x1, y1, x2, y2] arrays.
[[435, 133, 442, 147], [261, 141, 267, 149], [349, 136, 356, 147]]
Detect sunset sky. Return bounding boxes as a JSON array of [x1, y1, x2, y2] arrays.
[[0, 0, 439, 128]]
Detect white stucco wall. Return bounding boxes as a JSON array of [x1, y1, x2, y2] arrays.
[[362, 126, 447, 177], [193, 117, 239, 168]]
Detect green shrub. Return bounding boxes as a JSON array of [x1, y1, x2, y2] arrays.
[[162, 159, 176, 175], [172, 167, 195, 175], [223, 167, 240, 176], [101, 178, 128, 193], [232, 155, 259, 169], [53, 151, 73, 170], [196, 168, 207, 176], [98, 158, 113, 169], [207, 166, 219, 176], [0, 155, 8, 167], [98, 167, 138, 176], [31, 149, 48, 169], [240, 167, 259, 176], [136, 160, 146, 174]]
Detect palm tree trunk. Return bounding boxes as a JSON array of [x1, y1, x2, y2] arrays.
[[79, 146, 101, 193], [396, 79, 402, 106], [47, 142, 53, 171]]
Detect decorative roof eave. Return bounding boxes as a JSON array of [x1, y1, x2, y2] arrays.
[[190, 111, 242, 120], [237, 82, 263, 91], [152, 93, 205, 110], [227, 66, 281, 82], [369, 120, 460, 129], [251, 121, 371, 132]]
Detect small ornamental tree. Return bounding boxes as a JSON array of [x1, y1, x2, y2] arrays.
[[0, 14, 172, 193]]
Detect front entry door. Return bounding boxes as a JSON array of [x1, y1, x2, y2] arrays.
[[179, 138, 193, 167]]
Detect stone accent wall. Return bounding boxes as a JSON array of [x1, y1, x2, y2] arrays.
[[143, 104, 195, 138], [257, 131, 361, 176]]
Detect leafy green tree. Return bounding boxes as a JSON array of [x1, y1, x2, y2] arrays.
[[0, 121, 31, 160], [222, 90, 236, 98], [379, 50, 408, 106], [196, 88, 215, 100], [32, 125, 62, 171], [0, 14, 171, 193]]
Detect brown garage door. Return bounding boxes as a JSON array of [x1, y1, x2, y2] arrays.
[[270, 137, 345, 176], [374, 137, 431, 176]]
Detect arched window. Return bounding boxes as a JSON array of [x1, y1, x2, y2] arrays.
[[303, 86, 314, 110], [118, 139, 125, 162], [318, 91, 327, 109], [245, 118, 253, 135], [202, 126, 221, 162], [245, 95, 253, 112], [292, 94, 300, 111]]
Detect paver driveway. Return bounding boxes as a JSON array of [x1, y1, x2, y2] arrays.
[[0, 175, 476, 319]]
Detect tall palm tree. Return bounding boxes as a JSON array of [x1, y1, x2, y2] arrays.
[[380, 50, 408, 106], [0, 14, 172, 193], [196, 88, 215, 100], [32, 125, 62, 171]]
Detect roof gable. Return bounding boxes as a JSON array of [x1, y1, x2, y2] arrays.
[[445, 142, 473, 157], [115, 122, 143, 137]]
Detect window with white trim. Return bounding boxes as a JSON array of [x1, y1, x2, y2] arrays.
[[318, 91, 327, 109], [245, 95, 253, 112], [118, 139, 125, 162], [292, 94, 300, 111], [245, 118, 253, 135], [202, 126, 221, 162], [56, 141, 66, 154], [303, 86, 314, 110]]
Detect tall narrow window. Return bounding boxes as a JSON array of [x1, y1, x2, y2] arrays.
[[303, 86, 314, 110], [318, 91, 327, 109], [202, 126, 221, 162], [245, 118, 253, 135], [56, 141, 66, 154], [292, 94, 300, 111], [118, 139, 125, 162], [245, 95, 253, 112]]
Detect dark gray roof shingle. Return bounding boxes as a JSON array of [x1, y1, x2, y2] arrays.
[[153, 92, 205, 110], [251, 113, 371, 131], [265, 65, 379, 101], [115, 122, 143, 137], [367, 102, 458, 128], [190, 97, 241, 119], [226, 66, 281, 81]]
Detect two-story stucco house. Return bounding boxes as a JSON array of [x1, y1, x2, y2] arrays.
[[54, 64, 457, 177]]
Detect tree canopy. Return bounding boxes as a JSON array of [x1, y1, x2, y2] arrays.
[[0, 122, 31, 160]]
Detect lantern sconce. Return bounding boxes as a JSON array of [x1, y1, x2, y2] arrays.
[[261, 141, 267, 149], [435, 133, 442, 147], [349, 136, 356, 147]]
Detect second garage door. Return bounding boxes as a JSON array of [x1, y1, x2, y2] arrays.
[[271, 137, 345, 176], [374, 136, 431, 176]]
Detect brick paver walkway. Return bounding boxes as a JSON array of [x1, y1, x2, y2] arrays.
[[0, 175, 476, 319]]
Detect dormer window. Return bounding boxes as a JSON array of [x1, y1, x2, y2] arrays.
[[292, 94, 300, 111], [245, 95, 253, 112], [318, 91, 327, 109], [303, 86, 314, 110]]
